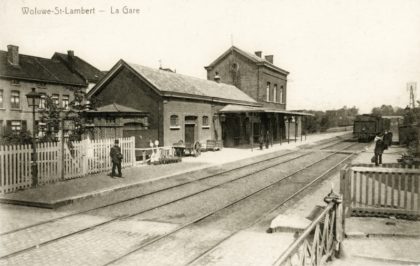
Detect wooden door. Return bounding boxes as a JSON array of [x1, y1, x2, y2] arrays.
[[185, 124, 195, 145]]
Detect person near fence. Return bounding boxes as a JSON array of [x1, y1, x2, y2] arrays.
[[110, 139, 123, 178], [373, 134, 385, 166]]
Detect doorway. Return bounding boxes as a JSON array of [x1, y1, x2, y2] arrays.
[[184, 116, 197, 145]]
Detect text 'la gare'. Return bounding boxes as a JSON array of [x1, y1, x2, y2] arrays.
[[110, 6, 140, 14]]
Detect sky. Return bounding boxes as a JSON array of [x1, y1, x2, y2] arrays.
[[1, 0, 420, 113]]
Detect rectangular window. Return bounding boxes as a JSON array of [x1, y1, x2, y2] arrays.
[[62, 95, 69, 109], [266, 82, 270, 102], [11, 90, 20, 109], [11, 120, 22, 132], [39, 93, 47, 109], [36, 121, 47, 137], [52, 94, 59, 106], [170, 115, 180, 129], [0, 90, 3, 108], [273, 85, 277, 103], [202, 116, 210, 128]]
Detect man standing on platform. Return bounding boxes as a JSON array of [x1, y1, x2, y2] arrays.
[[374, 134, 385, 166], [110, 139, 123, 178]]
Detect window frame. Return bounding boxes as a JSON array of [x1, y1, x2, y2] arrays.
[[202, 115, 210, 129], [280, 86, 284, 104], [273, 84, 277, 103], [10, 90, 20, 109], [62, 95, 70, 110], [52, 94, 59, 107], [39, 93, 47, 109], [266, 82, 271, 102], [10, 120, 22, 132], [170, 114, 180, 129]]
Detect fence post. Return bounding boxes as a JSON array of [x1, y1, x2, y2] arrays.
[[131, 136, 135, 166]]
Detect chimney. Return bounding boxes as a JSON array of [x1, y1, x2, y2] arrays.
[[265, 55, 274, 64], [7, 45, 19, 66], [67, 50, 75, 71], [214, 72, 221, 83], [254, 51, 262, 58]]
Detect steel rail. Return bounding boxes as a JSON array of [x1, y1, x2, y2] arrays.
[[0, 138, 346, 237], [186, 149, 356, 266], [104, 142, 358, 266], [0, 140, 352, 260]]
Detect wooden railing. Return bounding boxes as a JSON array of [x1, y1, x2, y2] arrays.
[[340, 165, 420, 218], [273, 192, 343, 266]]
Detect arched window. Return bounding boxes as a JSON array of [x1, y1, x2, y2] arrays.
[[266, 82, 270, 102], [273, 84, 277, 103], [202, 116, 209, 128], [170, 115, 179, 128], [279, 86, 284, 104]]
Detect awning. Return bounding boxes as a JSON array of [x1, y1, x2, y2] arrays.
[[218, 104, 314, 116]]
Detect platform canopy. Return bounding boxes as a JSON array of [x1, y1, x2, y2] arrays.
[[218, 104, 314, 116]]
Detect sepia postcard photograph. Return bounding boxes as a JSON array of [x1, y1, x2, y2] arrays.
[[0, 0, 419, 265]]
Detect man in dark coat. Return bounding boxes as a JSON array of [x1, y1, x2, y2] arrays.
[[384, 131, 393, 148], [374, 135, 385, 166], [110, 139, 123, 178]]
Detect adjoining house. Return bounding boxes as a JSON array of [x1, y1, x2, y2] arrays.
[[205, 46, 311, 144], [87, 59, 261, 149], [0, 45, 88, 138], [52, 50, 106, 92]]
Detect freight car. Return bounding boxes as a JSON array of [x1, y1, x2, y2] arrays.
[[353, 114, 390, 142]]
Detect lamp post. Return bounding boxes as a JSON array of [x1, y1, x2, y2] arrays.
[[26, 88, 41, 187]]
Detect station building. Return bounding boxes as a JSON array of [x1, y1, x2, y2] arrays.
[[87, 60, 260, 148], [205, 46, 310, 146]]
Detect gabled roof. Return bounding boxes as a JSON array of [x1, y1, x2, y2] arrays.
[[205, 46, 289, 75], [89, 60, 259, 106], [52, 52, 105, 83], [88, 103, 147, 113], [0, 51, 87, 86]]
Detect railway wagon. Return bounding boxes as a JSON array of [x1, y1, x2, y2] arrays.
[[353, 114, 389, 142]]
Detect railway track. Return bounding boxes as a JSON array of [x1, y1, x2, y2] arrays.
[[0, 137, 346, 238], [0, 138, 363, 265], [105, 142, 360, 266]]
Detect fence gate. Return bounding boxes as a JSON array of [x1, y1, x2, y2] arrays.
[[340, 164, 420, 218]]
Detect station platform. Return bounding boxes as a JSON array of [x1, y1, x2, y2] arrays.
[[194, 139, 419, 266], [0, 132, 350, 209]]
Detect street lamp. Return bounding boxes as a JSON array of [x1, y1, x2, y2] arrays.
[[26, 88, 41, 187]]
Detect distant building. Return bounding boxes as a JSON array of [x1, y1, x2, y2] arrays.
[[87, 60, 259, 148], [0, 45, 87, 138]]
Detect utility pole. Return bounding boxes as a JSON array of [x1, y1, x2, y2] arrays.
[[407, 82, 417, 108]]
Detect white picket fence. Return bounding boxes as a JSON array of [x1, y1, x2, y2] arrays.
[[0, 137, 135, 194]]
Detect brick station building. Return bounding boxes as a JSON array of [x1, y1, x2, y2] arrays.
[[87, 60, 259, 149], [205, 46, 310, 145]]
